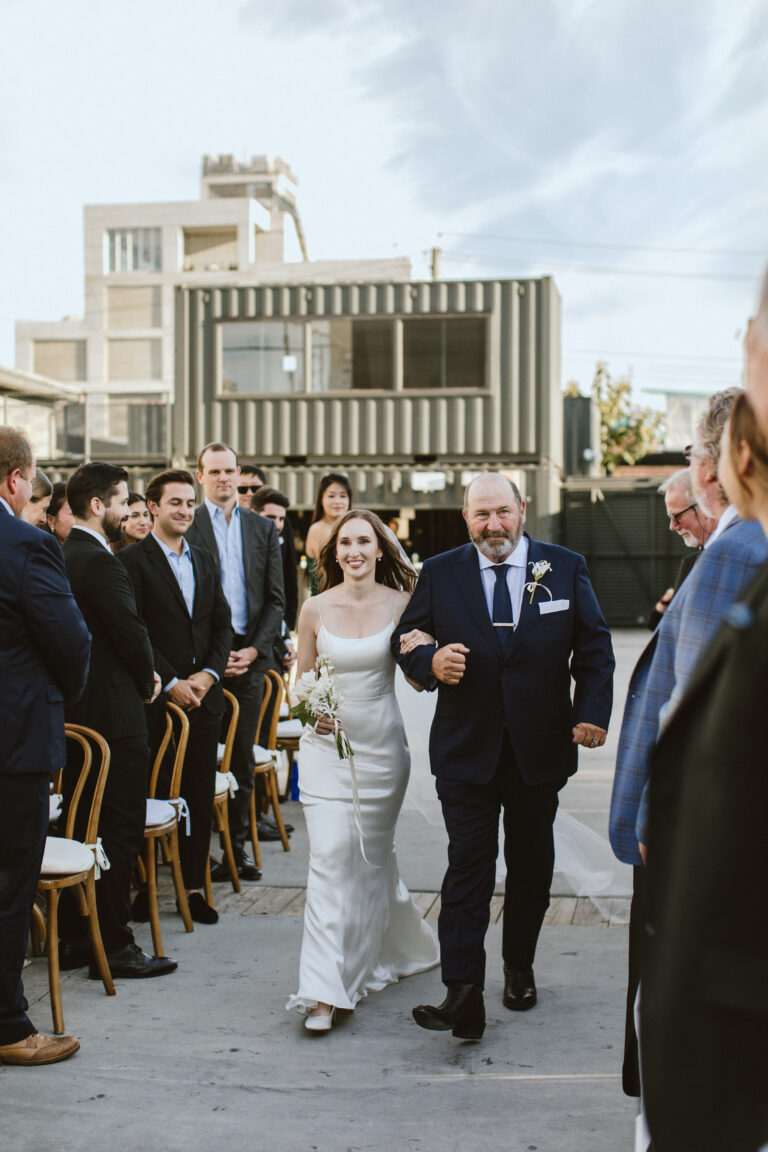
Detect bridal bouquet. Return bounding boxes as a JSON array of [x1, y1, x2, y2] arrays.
[[292, 655, 354, 762]]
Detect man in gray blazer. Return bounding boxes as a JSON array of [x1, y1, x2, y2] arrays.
[[187, 442, 285, 879]]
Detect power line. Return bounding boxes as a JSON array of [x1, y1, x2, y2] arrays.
[[440, 252, 759, 283], [438, 230, 764, 258]]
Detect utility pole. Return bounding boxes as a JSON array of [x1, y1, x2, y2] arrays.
[[430, 247, 441, 280]]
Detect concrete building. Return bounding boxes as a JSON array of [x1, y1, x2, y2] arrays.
[[14, 154, 410, 462]]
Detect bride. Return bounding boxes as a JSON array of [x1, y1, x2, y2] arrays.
[[286, 509, 439, 1031]]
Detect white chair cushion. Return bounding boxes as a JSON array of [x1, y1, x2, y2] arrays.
[[145, 799, 178, 827], [277, 718, 303, 739], [253, 744, 275, 765], [49, 794, 63, 823], [216, 742, 226, 764], [279, 702, 290, 718], [40, 837, 94, 876]]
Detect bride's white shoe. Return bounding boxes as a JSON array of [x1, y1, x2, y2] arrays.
[[305, 1006, 336, 1032]]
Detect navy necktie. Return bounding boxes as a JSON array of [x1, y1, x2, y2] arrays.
[[492, 563, 514, 649]]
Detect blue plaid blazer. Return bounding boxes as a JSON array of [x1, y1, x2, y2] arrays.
[[610, 514, 768, 865]]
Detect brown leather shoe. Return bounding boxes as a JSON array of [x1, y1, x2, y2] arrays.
[[0, 1032, 80, 1065]]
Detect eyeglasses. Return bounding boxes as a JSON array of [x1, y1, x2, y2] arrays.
[[237, 484, 261, 494], [668, 503, 698, 526]]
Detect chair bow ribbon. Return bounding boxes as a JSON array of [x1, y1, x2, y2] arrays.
[[85, 837, 111, 879], [223, 771, 239, 798], [170, 797, 191, 836]]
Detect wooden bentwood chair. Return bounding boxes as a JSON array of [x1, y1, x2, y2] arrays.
[[204, 688, 242, 906], [35, 724, 115, 1034], [139, 702, 193, 958], [249, 669, 292, 867]]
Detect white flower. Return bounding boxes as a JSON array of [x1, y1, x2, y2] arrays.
[[530, 560, 551, 581]]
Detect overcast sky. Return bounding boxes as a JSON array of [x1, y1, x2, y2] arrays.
[[3, 0, 768, 406]]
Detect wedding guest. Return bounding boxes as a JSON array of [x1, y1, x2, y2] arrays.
[[641, 388, 768, 1152], [235, 463, 265, 511], [60, 462, 173, 979], [46, 481, 74, 543], [304, 473, 352, 595], [187, 443, 284, 882], [645, 468, 717, 629], [121, 492, 152, 547], [610, 386, 768, 1100], [0, 427, 90, 1066], [395, 473, 614, 1039], [21, 469, 53, 529], [121, 470, 233, 925], [251, 485, 297, 672]]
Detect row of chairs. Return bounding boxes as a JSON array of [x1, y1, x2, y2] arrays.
[[32, 668, 300, 1034]]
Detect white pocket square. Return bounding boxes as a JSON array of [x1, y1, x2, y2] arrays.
[[539, 599, 570, 615]]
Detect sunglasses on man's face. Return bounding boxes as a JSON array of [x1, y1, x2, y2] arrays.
[[237, 484, 261, 494]]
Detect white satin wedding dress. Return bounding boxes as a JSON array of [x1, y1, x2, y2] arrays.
[[286, 617, 439, 1016]]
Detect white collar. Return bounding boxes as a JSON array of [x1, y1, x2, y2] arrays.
[[0, 495, 13, 517], [73, 523, 112, 551], [704, 504, 738, 549], [475, 534, 529, 570]]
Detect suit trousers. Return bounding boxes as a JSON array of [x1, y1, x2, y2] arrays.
[[177, 708, 221, 891], [222, 656, 265, 859], [622, 865, 645, 1097], [436, 732, 564, 986], [0, 772, 51, 1044], [60, 735, 149, 954]]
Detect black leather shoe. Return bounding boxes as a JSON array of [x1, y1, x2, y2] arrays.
[[412, 983, 485, 1040], [256, 820, 288, 842], [259, 815, 294, 834], [130, 889, 149, 922], [59, 940, 92, 970], [184, 893, 219, 924], [503, 965, 537, 1011], [210, 855, 262, 882], [90, 943, 177, 979]]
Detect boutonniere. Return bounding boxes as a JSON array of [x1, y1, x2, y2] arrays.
[[524, 560, 553, 605]]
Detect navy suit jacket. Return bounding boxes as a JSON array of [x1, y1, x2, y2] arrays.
[[0, 506, 90, 774], [392, 535, 614, 786]]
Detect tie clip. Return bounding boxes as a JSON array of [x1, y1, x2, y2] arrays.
[[492, 622, 516, 628]]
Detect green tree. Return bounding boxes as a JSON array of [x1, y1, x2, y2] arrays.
[[575, 362, 665, 474]]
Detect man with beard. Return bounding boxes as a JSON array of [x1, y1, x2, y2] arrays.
[[394, 472, 614, 1039], [60, 463, 175, 979]]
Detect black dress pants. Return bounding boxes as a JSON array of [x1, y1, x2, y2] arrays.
[[60, 735, 149, 954], [622, 864, 645, 1096], [222, 656, 265, 859], [436, 732, 564, 987], [0, 772, 50, 1044], [177, 708, 221, 891]]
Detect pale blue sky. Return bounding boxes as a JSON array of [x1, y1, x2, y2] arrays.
[[2, 0, 767, 405]]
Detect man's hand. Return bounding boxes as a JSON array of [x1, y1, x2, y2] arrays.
[[400, 628, 436, 653], [224, 646, 258, 678], [170, 679, 203, 711], [431, 643, 470, 685], [654, 587, 675, 616], [282, 643, 296, 672], [144, 671, 162, 704], [188, 670, 215, 700], [572, 722, 607, 748]]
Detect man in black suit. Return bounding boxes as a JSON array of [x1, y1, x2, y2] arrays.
[[187, 444, 285, 877], [238, 466, 299, 634], [121, 470, 233, 924], [0, 427, 90, 1066], [395, 473, 614, 1039], [251, 485, 297, 675], [62, 462, 175, 980]]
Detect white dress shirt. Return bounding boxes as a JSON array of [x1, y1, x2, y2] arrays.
[[474, 535, 529, 628], [0, 495, 13, 517], [703, 503, 737, 550], [72, 523, 112, 551]]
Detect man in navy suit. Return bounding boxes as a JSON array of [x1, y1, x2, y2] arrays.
[[0, 427, 90, 1065], [394, 472, 614, 1038]]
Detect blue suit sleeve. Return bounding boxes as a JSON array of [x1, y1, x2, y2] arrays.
[[22, 533, 90, 705], [569, 557, 615, 728]]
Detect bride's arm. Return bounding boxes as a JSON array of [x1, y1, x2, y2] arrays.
[[295, 598, 320, 678]]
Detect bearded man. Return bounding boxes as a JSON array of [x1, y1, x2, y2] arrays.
[[394, 472, 614, 1039]]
